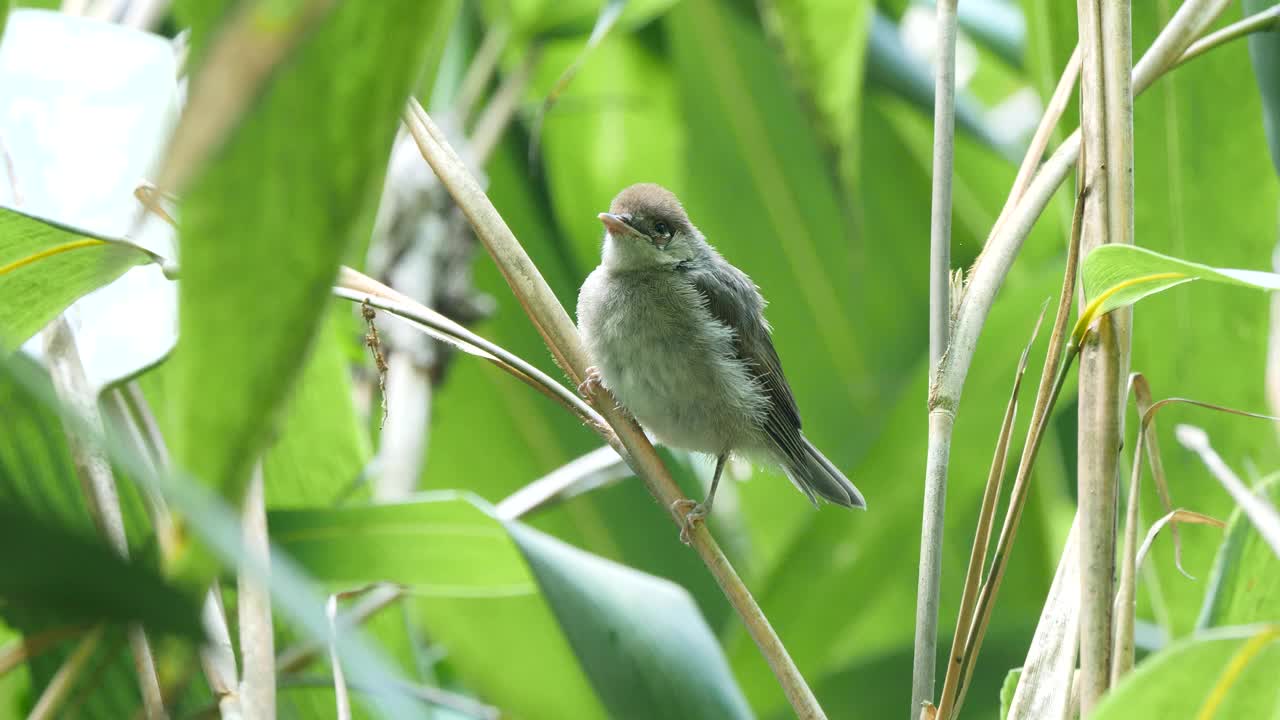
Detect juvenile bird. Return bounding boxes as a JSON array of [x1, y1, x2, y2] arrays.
[[576, 183, 865, 539]]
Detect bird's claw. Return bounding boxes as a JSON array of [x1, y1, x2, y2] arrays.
[[578, 366, 604, 400], [671, 498, 709, 545]]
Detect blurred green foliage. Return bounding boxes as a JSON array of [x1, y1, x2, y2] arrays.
[[2, 1, 1279, 718]]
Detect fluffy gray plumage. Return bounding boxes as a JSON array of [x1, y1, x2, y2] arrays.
[[576, 183, 866, 510]]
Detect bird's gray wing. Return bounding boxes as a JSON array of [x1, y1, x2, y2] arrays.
[[683, 259, 805, 455]]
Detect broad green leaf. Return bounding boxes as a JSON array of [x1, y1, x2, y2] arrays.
[[758, 0, 874, 189], [0, 356, 188, 717], [1245, 0, 1280, 176], [270, 494, 752, 720], [507, 522, 752, 720], [169, 2, 446, 510], [1079, 244, 1280, 337], [261, 307, 372, 509], [272, 494, 610, 720], [1198, 475, 1280, 628], [1092, 625, 1280, 719], [0, 208, 158, 352], [0, 508, 202, 637]]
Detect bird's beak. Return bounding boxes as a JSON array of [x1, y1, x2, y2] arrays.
[[598, 212, 641, 238]]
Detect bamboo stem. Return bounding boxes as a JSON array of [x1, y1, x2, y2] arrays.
[[402, 98, 827, 719], [914, 0, 960, 713]]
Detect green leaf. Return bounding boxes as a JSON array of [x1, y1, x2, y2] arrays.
[[270, 494, 752, 720], [1199, 475, 1280, 628], [0, 508, 202, 637], [758, 0, 874, 189], [532, 31, 685, 269], [1092, 626, 1280, 719], [0, 356, 190, 717], [169, 2, 447, 509], [1079, 244, 1280, 336], [0, 208, 159, 352], [1000, 668, 1021, 720], [1024, 0, 1280, 636], [1245, 0, 1280, 176], [261, 307, 372, 509], [507, 522, 752, 720]]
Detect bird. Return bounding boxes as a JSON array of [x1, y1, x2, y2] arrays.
[[575, 183, 865, 541]]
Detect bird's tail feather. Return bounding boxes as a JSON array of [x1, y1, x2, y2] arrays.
[[783, 436, 866, 509]]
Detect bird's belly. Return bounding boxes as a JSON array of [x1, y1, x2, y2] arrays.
[[587, 294, 763, 455], [606, 346, 738, 453]]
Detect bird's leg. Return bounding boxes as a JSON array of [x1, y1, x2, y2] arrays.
[[672, 453, 728, 544]]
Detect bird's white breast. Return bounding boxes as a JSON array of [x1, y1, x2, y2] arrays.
[[577, 267, 765, 455]]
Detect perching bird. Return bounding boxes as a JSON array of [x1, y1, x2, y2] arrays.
[[576, 183, 865, 538]]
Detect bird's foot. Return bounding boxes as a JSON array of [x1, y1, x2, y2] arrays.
[[671, 498, 710, 545], [577, 366, 604, 400]]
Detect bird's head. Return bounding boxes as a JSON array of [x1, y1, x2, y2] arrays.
[[598, 183, 704, 271]]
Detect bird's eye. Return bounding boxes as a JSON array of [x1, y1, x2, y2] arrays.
[[653, 221, 671, 237]]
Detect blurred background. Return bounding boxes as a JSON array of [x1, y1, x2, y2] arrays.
[[361, 0, 1278, 716], [2, 0, 1278, 717]]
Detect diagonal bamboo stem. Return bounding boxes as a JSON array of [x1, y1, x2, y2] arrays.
[[402, 98, 827, 719]]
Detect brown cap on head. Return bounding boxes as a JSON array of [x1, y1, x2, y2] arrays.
[[608, 183, 689, 225]]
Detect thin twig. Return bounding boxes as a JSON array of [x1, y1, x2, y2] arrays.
[[1178, 4, 1280, 67], [935, 302, 1048, 720], [1177, 425, 1280, 557], [950, 182, 1087, 718], [1133, 509, 1224, 573], [1268, 244, 1280, 440], [332, 271, 612, 440], [27, 625, 106, 720], [1132, 377, 1188, 576], [199, 584, 243, 720], [991, 46, 1082, 242], [1112, 376, 1151, 684], [469, 45, 540, 165], [238, 465, 275, 720], [276, 676, 501, 720], [43, 318, 168, 720], [327, 596, 352, 720], [453, 24, 511, 126], [914, 0, 960, 712], [496, 444, 631, 520], [361, 300, 390, 429], [0, 625, 87, 676], [402, 98, 827, 719], [103, 387, 181, 563], [276, 585, 404, 675]]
